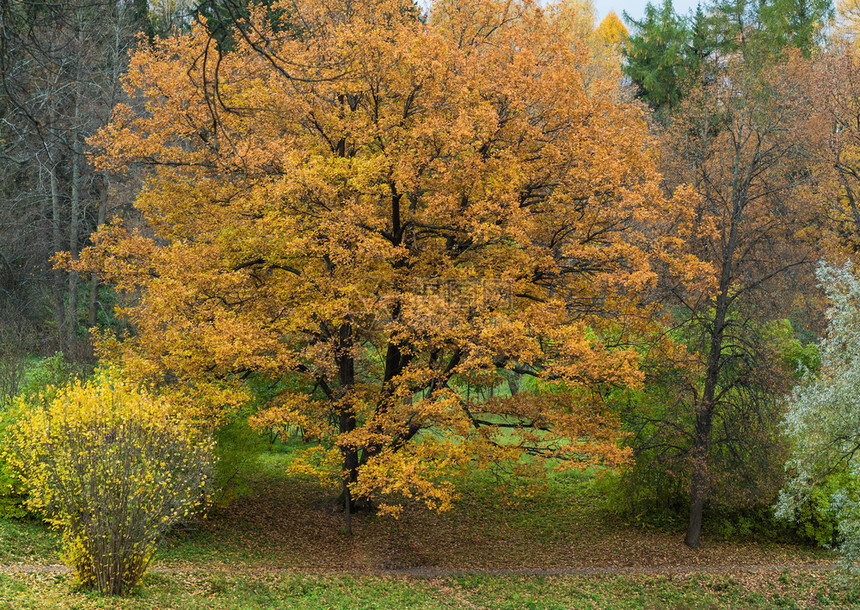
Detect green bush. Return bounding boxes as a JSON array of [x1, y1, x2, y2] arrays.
[[598, 464, 800, 541], [16, 352, 89, 403], [703, 504, 797, 542], [790, 486, 839, 547], [209, 372, 306, 507], [0, 400, 28, 520], [212, 413, 268, 506], [777, 471, 857, 548], [594, 463, 689, 530], [4, 368, 214, 595]]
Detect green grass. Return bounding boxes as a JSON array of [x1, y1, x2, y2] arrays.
[[0, 444, 844, 607], [0, 519, 60, 565], [0, 570, 858, 609]]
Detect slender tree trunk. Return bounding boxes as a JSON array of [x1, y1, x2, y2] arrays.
[[684, 410, 713, 547], [88, 174, 109, 328], [685, 287, 729, 548], [50, 166, 65, 348], [341, 427, 357, 535], [337, 323, 357, 534], [66, 127, 81, 348]]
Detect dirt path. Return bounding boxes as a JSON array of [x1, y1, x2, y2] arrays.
[[0, 562, 841, 576]]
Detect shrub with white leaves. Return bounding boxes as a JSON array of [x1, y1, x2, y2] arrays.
[[776, 262, 860, 562]]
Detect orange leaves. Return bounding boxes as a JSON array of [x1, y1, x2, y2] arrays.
[[76, 0, 706, 517]]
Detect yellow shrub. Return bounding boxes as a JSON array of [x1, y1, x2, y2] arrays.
[[4, 368, 214, 595]]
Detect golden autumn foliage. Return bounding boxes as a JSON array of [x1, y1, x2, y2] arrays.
[[812, 48, 860, 254], [549, 1, 628, 88], [596, 11, 628, 51], [76, 0, 708, 520], [836, 0, 860, 46], [4, 368, 214, 595]]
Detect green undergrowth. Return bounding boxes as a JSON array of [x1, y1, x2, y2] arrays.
[[0, 519, 61, 565]]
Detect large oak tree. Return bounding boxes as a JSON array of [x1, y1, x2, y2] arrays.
[[77, 0, 705, 529]]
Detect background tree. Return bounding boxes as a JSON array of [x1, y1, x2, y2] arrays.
[[623, 0, 694, 115], [550, 0, 628, 90], [77, 0, 706, 531], [758, 0, 834, 56], [658, 52, 825, 547], [0, 0, 146, 355], [814, 48, 860, 251], [148, 0, 195, 35], [707, 0, 831, 58], [624, 0, 832, 118], [616, 0, 834, 548], [835, 0, 860, 44], [612, 311, 820, 530]]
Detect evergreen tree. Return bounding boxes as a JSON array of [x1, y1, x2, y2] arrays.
[[623, 0, 691, 114], [759, 0, 833, 56], [623, 0, 832, 116]]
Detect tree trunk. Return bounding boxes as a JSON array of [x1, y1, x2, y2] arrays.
[[337, 323, 357, 534], [507, 371, 520, 396], [88, 174, 109, 329], [65, 125, 81, 349], [684, 284, 728, 548], [684, 409, 713, 548], [685, 483, 705, 547], [341, 430, 358, 535], [50, 166, 65, 348]]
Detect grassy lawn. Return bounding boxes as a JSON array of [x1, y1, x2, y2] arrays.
[[0, 447, 850, 608], [1, 570, 857, 609]]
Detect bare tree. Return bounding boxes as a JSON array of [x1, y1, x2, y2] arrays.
[[0, 0, 143, 354]]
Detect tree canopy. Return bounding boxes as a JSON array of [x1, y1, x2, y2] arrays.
[[76, 0, 706, 525], [623, 0, 833, 116]]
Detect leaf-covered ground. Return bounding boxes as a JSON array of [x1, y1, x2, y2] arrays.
[[0, 451, 850, 608], [152, 455, 832, 574], [0, 569, 856, 609]]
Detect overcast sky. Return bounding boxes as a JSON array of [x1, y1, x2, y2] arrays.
[[593, 0, 704, 24]]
